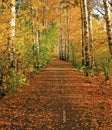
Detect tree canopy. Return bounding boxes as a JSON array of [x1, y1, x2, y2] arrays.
[[0, 0, 112, 93]]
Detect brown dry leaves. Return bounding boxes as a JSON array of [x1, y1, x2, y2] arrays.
[[0, 58, 112, 129]]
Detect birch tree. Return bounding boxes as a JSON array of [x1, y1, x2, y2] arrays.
[[82, 0, 90, 75], [103, 0, 112, 56], [80, 0, 85, 65], [9, 0, 16, 69]]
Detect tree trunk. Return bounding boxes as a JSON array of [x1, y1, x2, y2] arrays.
[[82, 0, 90, 75], [103, 0, 112, 56], [87, 0, 94, 68], [59, 33, 63, 60], [35, 30, 40, 68], [59, 9, 63, 60], [66, 6, 70, 61], [9, 0, 16, 69], [31, 6, 40, 68], [80, 0, 85, 66]]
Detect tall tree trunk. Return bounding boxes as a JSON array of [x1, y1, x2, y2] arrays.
[[31, 6, 40, 68], [63, 9, 66, 60], [36, 30, 40, 54], [66, 6, 70, 61], [61, 9, 65, 60], [59, 9, 63, 60], [80, 0, 85, 66], [82, 0, 90, 75], [9, 0, 16, 69], [35, 30, 40, 68], [43, 0, 48, 44], [87, 0, 94, 68], [103, 0, 112, 56]]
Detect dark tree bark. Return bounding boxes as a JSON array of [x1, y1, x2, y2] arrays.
[[103, 0, 112, 56]]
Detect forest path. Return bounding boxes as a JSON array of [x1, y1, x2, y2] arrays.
[[0, 58, 112, 130]]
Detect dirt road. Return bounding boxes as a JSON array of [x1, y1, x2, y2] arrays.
[[0, 58, 111, 129]]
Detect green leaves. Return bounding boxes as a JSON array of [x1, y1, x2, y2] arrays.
[[94, 50, 112, 80], [3, 70, 28, 95], [39, 23, 59, 67]]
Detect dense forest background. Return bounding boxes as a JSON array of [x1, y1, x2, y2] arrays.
[[0, 0, 112, 94]]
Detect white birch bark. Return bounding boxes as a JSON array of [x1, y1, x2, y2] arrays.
[[82, 0, 89, 68], [10, 0, 16, 68]]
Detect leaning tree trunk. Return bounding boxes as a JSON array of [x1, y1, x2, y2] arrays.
[[82, 0, 90, 75], [103, 0, 112, 56]]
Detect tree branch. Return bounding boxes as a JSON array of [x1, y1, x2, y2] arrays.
[[96, 8, 105, 15]]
